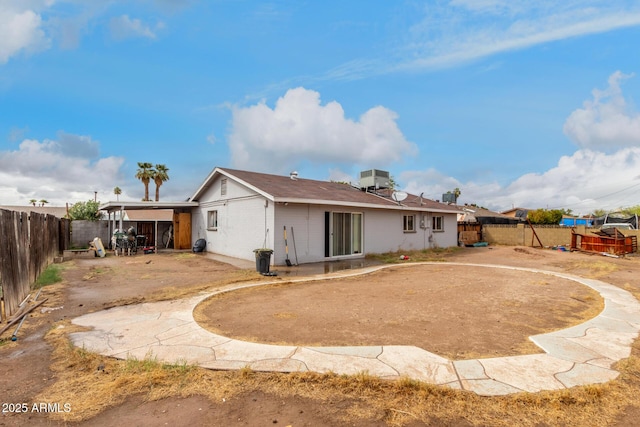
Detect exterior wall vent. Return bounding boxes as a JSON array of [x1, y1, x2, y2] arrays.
[[359, 169, 390, 190]]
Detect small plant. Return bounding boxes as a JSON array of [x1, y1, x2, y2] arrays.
[[35, 264, 63, 288], [162, 359, 195, 373], [124, 353, 160, 373]]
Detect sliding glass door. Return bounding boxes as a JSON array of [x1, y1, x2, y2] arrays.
[[329, 212, 363, 256]]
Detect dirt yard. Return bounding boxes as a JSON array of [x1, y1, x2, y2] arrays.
[[1, 246, 640, 426], [195, 263, 601, 359]]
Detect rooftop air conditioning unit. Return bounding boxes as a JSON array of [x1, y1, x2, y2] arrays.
[[360, 169, 390, 190]]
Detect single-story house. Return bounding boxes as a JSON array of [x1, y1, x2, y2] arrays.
[[189, 167, 460, 265], [501, 207, 529, 221], [459, 205, 522, 225]]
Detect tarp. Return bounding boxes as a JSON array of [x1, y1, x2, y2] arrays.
[[592, 214, 638, 229]]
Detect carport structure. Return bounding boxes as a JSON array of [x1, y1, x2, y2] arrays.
[[100, 201, 198, 250]]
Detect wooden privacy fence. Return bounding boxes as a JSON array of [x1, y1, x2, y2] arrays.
[[0, 209, 70, 321]]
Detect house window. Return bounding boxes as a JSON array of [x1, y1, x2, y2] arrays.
[[432, 216, 444, 232], [221, 178, 227, 196], [403, 215, 415, 232], [207, 210, 218, 230]]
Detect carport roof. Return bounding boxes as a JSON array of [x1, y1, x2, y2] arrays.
[[99, 201, 198, 214]]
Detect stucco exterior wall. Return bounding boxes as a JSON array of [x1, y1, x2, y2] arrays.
[[364, 210, 457, 253], [192, 175, 274, 261], [271, 204, 458, 265]]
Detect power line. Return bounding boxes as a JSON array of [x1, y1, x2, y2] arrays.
[[548, 182, 640, 210]]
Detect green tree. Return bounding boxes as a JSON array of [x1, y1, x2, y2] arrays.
[[113, 186, 122, 201], [29, 199, 37, 206], [591, 209, 607, 217], [527, 208, 567, 224], [388, 175, 396, 190], [152, 164, 170, 201], [135, 162, 154, 201], [621, 205, 640, 216], [68, 200, 101, 221], [39, 199, 48, 207], [453, 187, 461, 203]]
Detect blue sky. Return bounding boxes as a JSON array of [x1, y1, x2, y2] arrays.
[[1, 0, 640, 215]]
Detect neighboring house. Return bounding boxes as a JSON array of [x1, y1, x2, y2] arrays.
[[458, 205, 521, 225], [189, 168, 460, 265], [500, 207, 529, 221]]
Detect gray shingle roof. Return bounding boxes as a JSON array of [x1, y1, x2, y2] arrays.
[[195, 168, 459, 213]]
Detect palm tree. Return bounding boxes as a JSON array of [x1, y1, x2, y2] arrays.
[[39, 199, 48, 207], [29, 199, 37, 206], [135, 162, 154, 201], [113, 186, 122, 201], [153, 164, 170, 201]]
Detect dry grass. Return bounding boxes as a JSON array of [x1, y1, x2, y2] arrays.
[[39, 322, 640, 426], [31, 251, 640, 425], [567, 260, 619, 278], [366, 247, 461, 263]]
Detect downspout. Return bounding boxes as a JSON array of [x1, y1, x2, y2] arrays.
[[263, 198, 269, 248]]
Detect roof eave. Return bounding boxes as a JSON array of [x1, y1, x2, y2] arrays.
[[273, 197, 459, 213], [99, 201, 199, 212]]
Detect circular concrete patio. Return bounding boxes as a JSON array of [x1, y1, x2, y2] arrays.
[[70, 262, 640, 396]]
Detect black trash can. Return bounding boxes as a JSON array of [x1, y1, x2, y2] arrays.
[[253, 249, 273, 274], [193, 238, 206, 253]]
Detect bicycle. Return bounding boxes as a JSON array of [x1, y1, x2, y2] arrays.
[[162, 225, 174, 249]]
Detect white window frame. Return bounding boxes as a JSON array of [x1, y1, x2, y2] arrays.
[[403, 214, 416, 233], [207, 210, 218, 230], [432, 215, 444, 232]]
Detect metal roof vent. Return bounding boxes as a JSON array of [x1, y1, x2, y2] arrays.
[[289, 171, 298, 180]]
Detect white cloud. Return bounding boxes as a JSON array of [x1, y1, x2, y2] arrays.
[[563, 71, 640, 150], [403, 3, 640, 72], [401, 168, 475, 202], [109, 14, 164, 41], [399, 70, 640, 214], [0, 3, 50, 63], [0, 133, 126, 206], [327, 168, 355, 184], [401, 148, 640, 215], [228, 87, 417, 173], [315, 2, 640, 81]]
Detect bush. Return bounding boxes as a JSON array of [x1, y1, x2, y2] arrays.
[[527, 209, 566, 225], [68, 200, 101, 221]]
